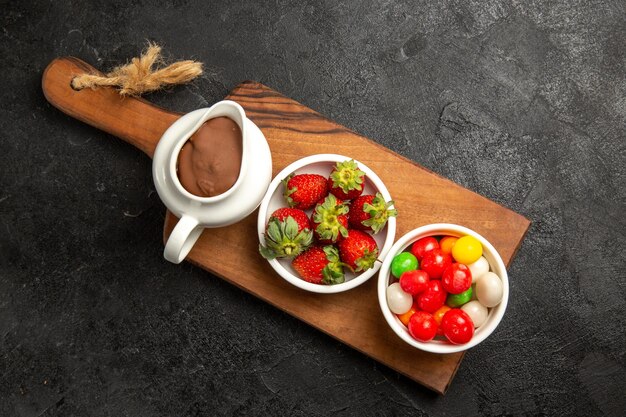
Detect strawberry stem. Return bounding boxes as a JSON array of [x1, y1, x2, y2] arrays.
[[259, 217, 313, 259], [330, 160, 365, 193]]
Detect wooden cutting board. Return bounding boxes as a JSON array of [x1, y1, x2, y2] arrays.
[[42, 57, 530, 394]]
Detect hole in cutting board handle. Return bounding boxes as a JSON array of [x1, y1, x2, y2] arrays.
[[69, 77, 82, 91]]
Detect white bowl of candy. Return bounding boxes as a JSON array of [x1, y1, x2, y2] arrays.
[[377, 224, 509, 354], [258, 154, 397, 294]]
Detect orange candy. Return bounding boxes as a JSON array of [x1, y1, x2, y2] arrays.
[[439, 236, 458, 255], [397, 304, 418, 326], [433, 305, 451, 335]]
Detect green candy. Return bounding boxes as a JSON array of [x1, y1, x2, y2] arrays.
[[390, 252, 418, 278], [447, 287, 473, 307]]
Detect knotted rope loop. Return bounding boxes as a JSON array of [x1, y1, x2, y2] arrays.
[[71, 43, 203, 96]]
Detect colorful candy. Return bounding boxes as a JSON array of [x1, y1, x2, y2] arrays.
[[467, 256, 489, 283], [451, 235, 483, 264], [461, 301, 488, 328], [397, 303, 418, 326], [386, 282, 413, 314], [417, 280, 447, 313], [410, 236, 439, 261], [420, 249, 452, 280], [399, 270, 429, 295], [408, 311, 438, 342], [390, 252, 418, 278], [441, 263, 472, 294], [439, 236, 458, 255], [388, 233, 503, 346], [475, 272, 503, 307], [433, 305, 451, 336], [441, 309, 474, 344], [446, 287, 472, 307]]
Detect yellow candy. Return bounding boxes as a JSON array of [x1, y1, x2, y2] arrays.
[[452, 235, 483, 264]]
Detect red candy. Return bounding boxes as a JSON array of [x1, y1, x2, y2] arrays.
[[417, 280, 447, 313], [420, 249, 452, 279], [441, 263, 472, 294], [408, 311, 438, 342], [441, 309, 475, 344], [410, 237, 439, 261], [399, 270, 430, 295]]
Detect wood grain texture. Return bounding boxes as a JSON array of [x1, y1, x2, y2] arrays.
[[43, 58, 530, 394], [42, 57, 178, 157]]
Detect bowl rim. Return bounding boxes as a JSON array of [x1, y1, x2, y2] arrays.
[[377, 223, 509, 353], [257, 153, 397, 294]]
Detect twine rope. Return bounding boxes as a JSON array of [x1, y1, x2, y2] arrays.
[[71, 43, 203, 96]]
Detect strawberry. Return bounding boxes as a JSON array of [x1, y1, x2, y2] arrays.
[[338, 230, 379, 272], [259, 208, 313, 259], [282, 173, 328, 210], [328, 159, 366, 200], [268, 207, 311, 231], [348, 192, 397, 234], [311, 194, 349, 244], [291, 246, 346, 285]]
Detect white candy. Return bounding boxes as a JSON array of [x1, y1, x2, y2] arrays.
[[467, 256, 490, 283], [461, 301, 489, 328], [386, 282, 413, 314], [476, 272, 503, 307]]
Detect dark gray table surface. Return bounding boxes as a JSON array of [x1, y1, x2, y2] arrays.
[[1, 1, 625, 416]]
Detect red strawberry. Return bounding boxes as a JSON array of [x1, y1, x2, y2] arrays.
[[348, 192, 397, 234], [338, 230, 379, 272], [311, 194, 349, 244], [259, 208, 313, 259], [268, 207, 311, 231], [328, 159, 366, 200], [282, 173, 328, 210], [291, 246, 346, 285]]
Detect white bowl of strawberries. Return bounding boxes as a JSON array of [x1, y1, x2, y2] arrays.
[[378, 224, 509, 353], [258, 154, 397, 294]]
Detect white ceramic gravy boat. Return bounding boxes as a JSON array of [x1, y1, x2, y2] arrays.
[[152, 100, 272, 264]]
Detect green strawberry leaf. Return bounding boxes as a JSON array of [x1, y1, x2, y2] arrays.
[[330, 159, 365, 192], [283, 216, 298, 239], [323, 245, 340, 262], [281, 174, 297, 207], [312, 195, 348, 242], [265, 219, 282, 242], [321, 245, 347, 284], [354, 247, 379, 272], [361, 193, 397, 234], [322, 263, 345, 285], [259, 217, 313, 259]]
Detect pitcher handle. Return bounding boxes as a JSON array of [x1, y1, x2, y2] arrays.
[[164, 215, 202, 264]]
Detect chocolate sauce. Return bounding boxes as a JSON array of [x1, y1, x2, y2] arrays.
[[176, 117, 242, 197]]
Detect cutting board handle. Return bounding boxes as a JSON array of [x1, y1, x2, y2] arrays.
[[42, 57, 180, 158]]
